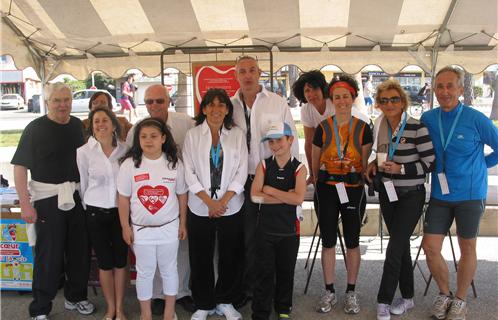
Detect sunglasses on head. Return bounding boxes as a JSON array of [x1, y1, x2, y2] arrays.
[[144, 98, 166, 105], [379, 96, 401, 105]]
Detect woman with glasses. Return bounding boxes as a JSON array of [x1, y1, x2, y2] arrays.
[[82, 91, 133, 141], [312, 75, 372, 315], [365, 79, 435, 320], [183, 88, 247, 320]]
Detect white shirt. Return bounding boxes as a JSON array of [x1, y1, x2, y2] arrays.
[[231, 87, 299, 174], [301, 99, 371, 129], [77, 137, 128, 209], [126, 111, 194, 150], [117, 155, 188, 244], [183, 122, 248, 217]]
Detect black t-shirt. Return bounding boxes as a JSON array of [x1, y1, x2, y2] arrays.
[[259, 157, 302, 236], [11, 115, 84, 184]]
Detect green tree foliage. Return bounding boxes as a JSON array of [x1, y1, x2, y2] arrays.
[[62, 77, 85, 92], [85, 73, 117, 97]]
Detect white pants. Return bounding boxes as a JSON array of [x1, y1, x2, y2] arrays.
[[133, 240, 179, 301], [152, 238, 191, 299]]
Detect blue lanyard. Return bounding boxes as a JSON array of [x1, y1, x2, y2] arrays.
[[332, 116, 353, 160], [438, 103, 463, 171], [387, 112, 408, 161], [438, 103, 463, 151], [210, 142, 222, 168]]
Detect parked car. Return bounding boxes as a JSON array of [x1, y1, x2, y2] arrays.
[[403, 85, 424, 105], [28, 94, 41, 113], [1, 94, 25, 110], [71, 89, 117, 113]]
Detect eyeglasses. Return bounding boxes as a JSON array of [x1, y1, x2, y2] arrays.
[[379, 96, 402, 105], [144, 98, 166, 105]]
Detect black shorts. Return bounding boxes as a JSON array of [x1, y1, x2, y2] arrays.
[[316, 183, 366, 249], [86, 206, 128, 270], [424, 198, 485, 239]]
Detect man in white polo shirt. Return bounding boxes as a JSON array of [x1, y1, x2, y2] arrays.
[[230, 56, 299, 307]]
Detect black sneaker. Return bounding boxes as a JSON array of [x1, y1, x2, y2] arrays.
[[176, 296, 196, 313], [151, 298, 165, 315]]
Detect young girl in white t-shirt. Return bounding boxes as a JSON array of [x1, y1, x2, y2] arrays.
[[117, 117, 187, 320]]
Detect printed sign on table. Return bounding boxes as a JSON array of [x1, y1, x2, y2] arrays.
[[1, 218, 33, 291], [192, 61, 240, 115]]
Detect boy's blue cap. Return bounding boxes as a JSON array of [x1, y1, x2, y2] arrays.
[[261, 122, 293, 142]]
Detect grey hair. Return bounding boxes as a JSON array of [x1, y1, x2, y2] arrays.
[[43, 82, 72, 101], [436, 66, 464, 87]]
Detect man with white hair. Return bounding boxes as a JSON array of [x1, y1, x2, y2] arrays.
[[126, 84, 196, 315], [12, 83, 94, 320], [421, 66, 498, 320]]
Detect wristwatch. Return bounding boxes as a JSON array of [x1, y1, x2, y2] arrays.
[[400, 164, 405, 175]]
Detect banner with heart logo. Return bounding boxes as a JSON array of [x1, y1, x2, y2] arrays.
[[137, 185, 169, 214]]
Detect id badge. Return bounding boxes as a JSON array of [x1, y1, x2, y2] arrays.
[[438, 172, 450, 195], [383, 180, 398, 202], [335, 182, 349, 204]]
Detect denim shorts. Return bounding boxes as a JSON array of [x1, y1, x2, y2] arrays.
[[424, 198, 485, 239]]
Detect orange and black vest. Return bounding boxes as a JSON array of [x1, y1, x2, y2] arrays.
[[318, 116, 368, 186]]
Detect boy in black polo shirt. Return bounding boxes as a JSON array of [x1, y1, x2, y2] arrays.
[[250, 122, 307, 320]]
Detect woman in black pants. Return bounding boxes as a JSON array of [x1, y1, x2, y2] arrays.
[[183, 89, 248, 320], [366, 79, 435, 320]]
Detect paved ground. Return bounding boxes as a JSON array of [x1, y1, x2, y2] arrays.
[[2, 236, 497, 320]]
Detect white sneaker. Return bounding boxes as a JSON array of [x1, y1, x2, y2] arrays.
[[191, 309, 215, 320], [432, 294, 453, 320], [447, 298, 467, 320], [64, 299, 95, 315], [344, 291, 360, 314], [377, 303, 391, 320], [216, 303, 242, 320], [316, 290, 337, 313], [390, 297, 414, 315], [31, 316, 49, 320]]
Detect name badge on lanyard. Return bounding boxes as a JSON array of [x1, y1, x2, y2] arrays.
[[437, 103, 463, 195], [383, 180, 398, 202]]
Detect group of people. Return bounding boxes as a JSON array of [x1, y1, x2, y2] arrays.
[[11, 57, 498, 320]]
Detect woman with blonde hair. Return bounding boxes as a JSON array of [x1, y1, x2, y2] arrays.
[[366, 79, 435, 320]]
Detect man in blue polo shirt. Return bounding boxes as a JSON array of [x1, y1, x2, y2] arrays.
[[420, 66, 498, 320]]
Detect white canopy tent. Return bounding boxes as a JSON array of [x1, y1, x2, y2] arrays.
[[0, 0, 496, 80]]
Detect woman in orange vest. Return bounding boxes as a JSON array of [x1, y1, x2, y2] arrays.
[[311, 75, 373, 316]]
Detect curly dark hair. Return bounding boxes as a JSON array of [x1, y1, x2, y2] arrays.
[[87, 107, 121, 147], [121, 117, 179, 169], [194, 88, 235, 129], [328, 74, 360, 99], [292, 70, 328, 103], [88, 91, 113, 110]]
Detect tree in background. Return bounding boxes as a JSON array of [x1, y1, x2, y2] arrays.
[[490, 73, 498, 120], [62, 77, 85, 92], [85, 73, 117, 98], [463, 72, 473, 106]]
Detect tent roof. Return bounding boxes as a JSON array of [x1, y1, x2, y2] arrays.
[[1, 0, 497, 79]]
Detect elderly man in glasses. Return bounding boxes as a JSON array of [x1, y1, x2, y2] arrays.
[[126, 84, 196, 315]]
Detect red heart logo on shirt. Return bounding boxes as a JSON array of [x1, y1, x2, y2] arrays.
[[137, 185, 169, 214]]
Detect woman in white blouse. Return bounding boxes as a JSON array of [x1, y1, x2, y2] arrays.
[[183, 88, 248, 320], [77, 107, 129, 320]]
